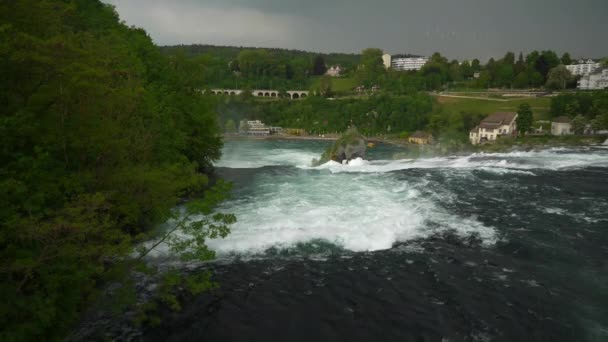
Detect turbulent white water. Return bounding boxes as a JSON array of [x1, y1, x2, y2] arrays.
[[305, 148, 608, 174], [200, 142, 608, 256]]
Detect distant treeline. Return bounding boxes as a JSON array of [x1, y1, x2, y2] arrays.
[[161, 44, 607, 93], [160, 44, 361, 90], [160, 44, 361, 67]]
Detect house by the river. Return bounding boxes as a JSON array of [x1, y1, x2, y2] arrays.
[[469, 112, 518, 145]]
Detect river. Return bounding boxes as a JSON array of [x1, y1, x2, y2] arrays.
[[144, 139, 608, 341]]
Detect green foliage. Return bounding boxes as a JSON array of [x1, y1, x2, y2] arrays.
[[399, 131, 410, 139], [546, 65, 572, 90], [312, 55, 327, 75], [160, 45, 359, 90], [356, 48, 386, 87], [310, 76, 357, 93], [319, 75, 333, 97], [223, 93, 434, 137], [550, 91, 608, 121], [571, 115, 587, 134], [436, 96, 551, 120], [225, 119, 237, 133], [516, 103, 534, 134], [0, 1, 229, 340]]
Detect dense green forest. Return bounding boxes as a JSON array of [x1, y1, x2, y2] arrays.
[[218, 94, 433, 136], [162, 42, 607, 94], [160, 44, 360, 90], [549, 91, 608, 132], [0, 1, 229, 340]]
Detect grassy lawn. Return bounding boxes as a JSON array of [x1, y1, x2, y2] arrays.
[[434, 95, 552, 120], [310, 76, 357, 92]]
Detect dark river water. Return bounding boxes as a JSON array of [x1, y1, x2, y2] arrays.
[[105, 140, 608, 341]]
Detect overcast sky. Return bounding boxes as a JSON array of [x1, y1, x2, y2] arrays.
[[104, 0, 608, 61]]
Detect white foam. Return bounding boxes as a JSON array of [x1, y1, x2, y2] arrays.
[[195, 144, 608, 256], [200, 173, 497, 255], [215, 140, 324, 168], [304, 148, 608, 174]]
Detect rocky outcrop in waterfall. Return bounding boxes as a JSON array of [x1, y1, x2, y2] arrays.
[[313, 127, 367, 166]]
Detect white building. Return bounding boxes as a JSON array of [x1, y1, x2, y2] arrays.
[[469, 112, 518, 145], [566, 59, 601, 76], [578, 68, 608, 90], [325, 66, 342, 77], [382, 54, 392, 69], [391, 56, 429, 71], [551, 116, 572, 135], [240, 120, 271, 135]]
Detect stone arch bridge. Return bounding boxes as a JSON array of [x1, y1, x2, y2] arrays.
[[206, 89, 309, 99]]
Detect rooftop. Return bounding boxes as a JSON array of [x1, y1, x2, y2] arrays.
[[410, 131, 432, 139], [479, 112, 518, 129], [553, 116, 571, 124]]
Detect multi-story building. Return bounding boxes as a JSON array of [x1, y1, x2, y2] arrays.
[[240, 120, 271, 135], [469, 112, 518, 145], [391, 56, 429, 71], [578, 68, 608, 90], [382, 54, 392, 69], [382, 54, 428, 71], [566, 59, 601, 76]]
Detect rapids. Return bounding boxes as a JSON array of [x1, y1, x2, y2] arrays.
[[89, 139, 608, 342]]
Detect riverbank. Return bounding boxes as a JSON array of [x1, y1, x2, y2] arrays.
[[223, 133, 608, 161]]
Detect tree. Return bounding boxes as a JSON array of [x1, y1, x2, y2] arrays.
[[598, 110, 608, 129], [225, 119, 237, 133], [0, 1, 232, 339], [561, 52, 572, 65], [360, 48, 385, 68], [503, 52, 515, 65], [312, 55, 327, 75], [516, 103, 534, 134], [535, 50, 560, 80], [590, 118, 603, 133], [496, 64, 515, 88], [471, 59, 481, 71], [571, 115, 587, 134], [515, 52, 526, 74], [529, 71, 544, 88], [460, 60, 473, 79], [319, 75, 333, 97], [513, 72, 529, 89], [546, 65, 572, 90], [565, 101, 581, 118], [448, 61, 463, 82], [356, 48, 385, 86]]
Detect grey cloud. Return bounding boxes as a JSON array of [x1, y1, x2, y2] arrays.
[[104, 0, 608, 60]]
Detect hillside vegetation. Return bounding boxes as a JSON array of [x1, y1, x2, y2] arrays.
[[0, 1, 228, 339]]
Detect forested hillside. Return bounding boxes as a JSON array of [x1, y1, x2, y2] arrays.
[[160, 44, 360, 68], [0, 0, 224, 339], [159, 44, 361, 90]]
